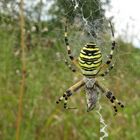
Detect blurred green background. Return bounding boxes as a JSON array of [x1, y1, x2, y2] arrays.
[[0, 0, 140, 140]]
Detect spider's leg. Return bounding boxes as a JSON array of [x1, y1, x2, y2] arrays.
[[105, 39, 116, 66], [56, 79, 85, 109], [64, 58, 76, 73], [63, 80, 85, 109], [64, 25, 80, 69], [56, 92, 67, 104], [95, 81, 124, 114], [64, 25, 74, 61], [105, 21, 116, 65], [99, 63, 114, 77], [106, 91, 124, 115], [100, 21, 116, 72], [63, 90, 76, 109]]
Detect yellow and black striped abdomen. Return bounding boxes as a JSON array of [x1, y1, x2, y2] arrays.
[[78, 43, 102, 77]]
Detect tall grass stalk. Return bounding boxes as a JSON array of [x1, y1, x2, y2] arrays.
[[15, 0, 26, 139]]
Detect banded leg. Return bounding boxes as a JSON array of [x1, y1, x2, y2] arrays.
[[99, 64, 114, 77], [95, 81, 124, 114], [101, 21, 116, 71], [64, 59, 76, 72], [64, 24, 79, 68], [106, 91, 124, 115], [56, 80, 85, 109]]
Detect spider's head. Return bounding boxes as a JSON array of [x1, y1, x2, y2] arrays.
[[85, 42, 96, 48]]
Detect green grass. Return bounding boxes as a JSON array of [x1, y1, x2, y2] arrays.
[[0, 26, 140, 140]]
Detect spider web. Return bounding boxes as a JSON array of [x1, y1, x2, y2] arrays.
[[48, 0, 119, 67], [50, 0, 114, 139]]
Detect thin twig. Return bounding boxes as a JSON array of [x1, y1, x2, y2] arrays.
[[16, 0, 26, 140]]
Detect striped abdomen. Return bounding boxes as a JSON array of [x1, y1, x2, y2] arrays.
[[78, 43, 102, 77]]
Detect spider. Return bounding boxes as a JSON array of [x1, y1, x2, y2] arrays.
[[56, 21, 124, 114]]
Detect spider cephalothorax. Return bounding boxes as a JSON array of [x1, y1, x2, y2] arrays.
[[56, 21, 124, 114]]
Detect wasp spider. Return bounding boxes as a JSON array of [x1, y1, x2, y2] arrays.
[[56, 21, 124, 114]]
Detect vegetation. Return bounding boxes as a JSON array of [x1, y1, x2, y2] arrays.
[[0, 0, 140, 140]]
